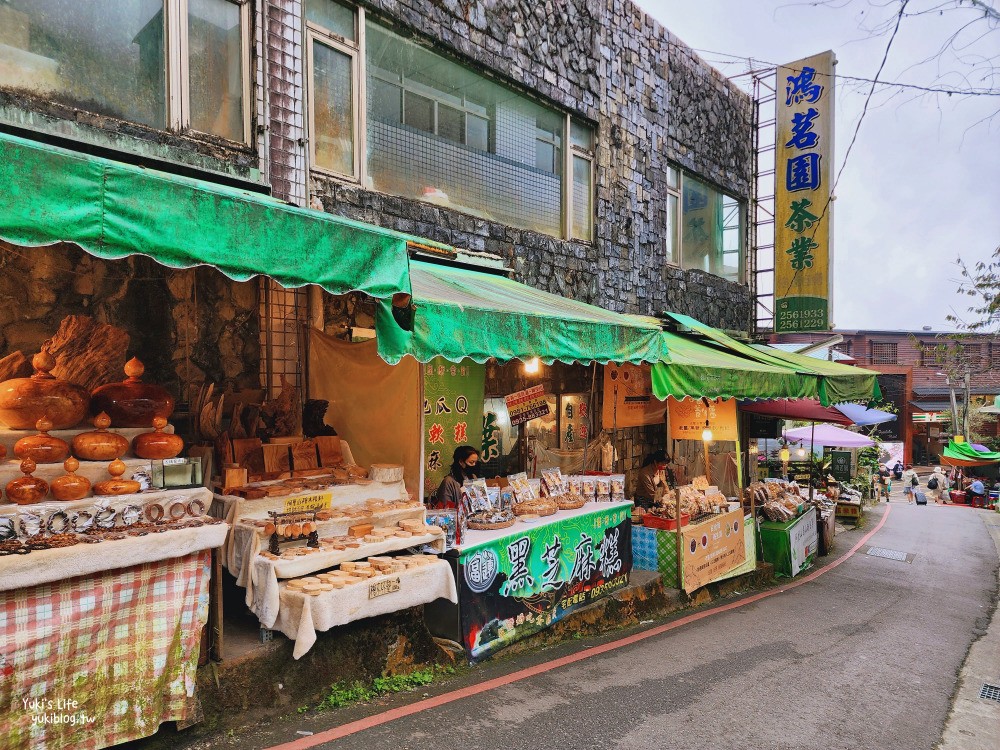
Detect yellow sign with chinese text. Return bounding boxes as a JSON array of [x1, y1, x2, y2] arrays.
[[603, 364, 667, 428], [775, 51, 835, 332], [282, 491, 332, 514], [667, 397, 737, 441], [682, 509, 747, 593]]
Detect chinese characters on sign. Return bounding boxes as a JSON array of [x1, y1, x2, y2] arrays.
[[775, 51, 835, 332], [459, 506, 633, 662], [602, 364, 667, 428], [504, 385, 551, 426], [423, 356, 485, 495], [667, 397, 738, 441]]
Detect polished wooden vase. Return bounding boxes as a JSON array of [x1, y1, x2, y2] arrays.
[[6, 459, 49, 505], [14, 417, 71, 464], [0, 351, 89, 430], [50, 457, 92, 501], [132, 416, 184, 460], [91, 357, 176, 428], [92, 458, 142, 496], [72, 412, 130, 461]]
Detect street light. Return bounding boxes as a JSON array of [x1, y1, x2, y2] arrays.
[[523, 357, 540, 374]]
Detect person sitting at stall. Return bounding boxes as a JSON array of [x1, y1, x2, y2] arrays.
[[435, 445, 481, 508], [634, 450, 669, 510], [967, 476, 986, 506]]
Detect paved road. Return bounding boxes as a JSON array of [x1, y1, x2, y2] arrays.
[[208, 500, 1000, 750]]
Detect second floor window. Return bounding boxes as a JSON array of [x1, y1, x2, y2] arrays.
[[871, 342, 898, 365], [0, 0, 249, 143], [304, 0, 596, 242], [665, 166, 746, 284]]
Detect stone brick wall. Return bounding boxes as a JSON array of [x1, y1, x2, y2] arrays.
[[301, 0, 753, 332], [0, 242, 260, 402]]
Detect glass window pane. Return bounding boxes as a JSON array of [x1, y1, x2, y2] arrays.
[[305, 0, 355, 41], [467, 114, 489, 151], [666, 193, 679, 264], [680, 176, 742, 282], [572, 155, 593, 241], [370, 78, 401, 124], [667, 165, 679, 190], [404, 91, 434, 133], [189, 0, 244, 141], [570, 119, 593, 151], [535, 140, 556, 174], [437, 103, 464, 144], [365, 21, 563, 237], [0, 0, 166, 128], [311, 40, 354, 175]]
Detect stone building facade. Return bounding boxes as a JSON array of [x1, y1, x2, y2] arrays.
[[1, 0, 756, 482]]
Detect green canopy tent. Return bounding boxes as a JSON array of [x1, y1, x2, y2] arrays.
[[656, 312, 880, 405], [0, 131, 423, 299], [941, 440, 1000, 467], [375, 260, 670, 365]]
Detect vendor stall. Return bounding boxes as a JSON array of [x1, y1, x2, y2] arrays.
[[428, 497, 633, 662], [0, 403, 226, 750]]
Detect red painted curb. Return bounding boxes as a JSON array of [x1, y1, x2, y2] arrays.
[[265, 505, 894, 749]]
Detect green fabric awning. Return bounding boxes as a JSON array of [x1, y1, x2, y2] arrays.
[[0, 131, 416, 298], [375, 261, 669, 365], [941, 440, 1000, 467], [661, 313, 880, 405], [651, 330, 819, 401]]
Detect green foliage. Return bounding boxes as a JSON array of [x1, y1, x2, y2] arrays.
[[950, 247, 1000, 334], [311, 665, 455, 712]]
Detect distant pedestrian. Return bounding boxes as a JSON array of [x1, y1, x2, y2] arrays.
[[901, 465, 918, 504], [926, 466, 948, 504], [892, 461, 903, 481], [877, 465, 891, 502]]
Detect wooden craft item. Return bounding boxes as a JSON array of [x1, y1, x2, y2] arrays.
[[92, 458, 142, 496], [214, 432, 235, 469], [232, 437, 263, 466], [368, 464, 404, 483], [269, 436, 303, 446], [50, 456, 92, 501], [132, 416, 184, 460], [291, 440, 319, 471], [261, 443, 291, 473], [71, 411, 129, 461], [44, 315, 130, 393], [0, 350, 90, 430], [0, 351, 31, 382], [14, 417, 70, 464], [348, 523, 374, 538], [90, 357, 176, 427], [222, 465, 249, 493], [314, 435, 343, 467], [5, 458, 49, 504]]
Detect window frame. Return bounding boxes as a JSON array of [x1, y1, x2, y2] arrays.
[[665, 165, 747, 284], [566, 115, 595, 243], [304, 4, 597, 241], [305, 3, 364, 182], [177, 0, 252, 144]]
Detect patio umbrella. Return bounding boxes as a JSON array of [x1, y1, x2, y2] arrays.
[[782, 423, 875, 448], [740, 399, 896, 427], [831, 402, 896, 426]]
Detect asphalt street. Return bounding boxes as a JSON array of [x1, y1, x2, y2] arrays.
[[199, 498, 1000, 750]]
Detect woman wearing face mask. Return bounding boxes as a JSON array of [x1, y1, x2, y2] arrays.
[[435, 445, 481, 508]]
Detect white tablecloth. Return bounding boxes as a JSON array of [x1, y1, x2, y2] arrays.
[[248, 530, 445, 627], [272, 559, 457, 658], [0, 486, 212, 518], [0, 520, 227, 592]]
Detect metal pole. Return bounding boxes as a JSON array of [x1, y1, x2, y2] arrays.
[[809, 421, 816, 504], [947, 376, 960, 437], [963, 372, 971, 439]]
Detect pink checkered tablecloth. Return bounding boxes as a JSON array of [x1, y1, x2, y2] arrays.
[[0, 551, 211, 750]]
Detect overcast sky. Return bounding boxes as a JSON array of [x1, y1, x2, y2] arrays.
[[639, 0, 1000, 332]]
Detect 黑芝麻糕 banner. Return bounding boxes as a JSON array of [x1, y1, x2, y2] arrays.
[[458, 504, 633, 661], [774, 51, 835, 332]]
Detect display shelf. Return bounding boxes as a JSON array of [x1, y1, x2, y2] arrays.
[[0, 456, 152, 487], [0, 423, 173, 459], [270, 530, 444, 579], [272, 558, 457, 658], [0, 520, 227, 592], [0, 486, 212, 516]]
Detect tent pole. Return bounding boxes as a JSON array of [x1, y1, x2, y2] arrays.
[[809, 420, 816, 504]]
